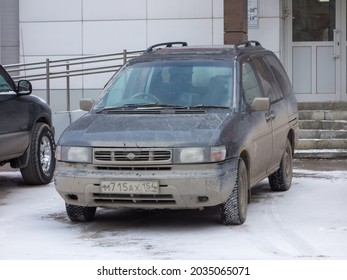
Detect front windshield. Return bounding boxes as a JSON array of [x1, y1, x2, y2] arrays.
[[94, 60, 234, 110]]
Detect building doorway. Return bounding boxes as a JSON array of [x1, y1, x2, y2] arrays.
[[285, 0, 347, 102]]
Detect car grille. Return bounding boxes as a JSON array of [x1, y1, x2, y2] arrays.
[[92, 193, 176, 205], [93, 148, 172, 165]]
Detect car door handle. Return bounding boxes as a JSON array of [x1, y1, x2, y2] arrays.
[[265, 111, 276, 121]]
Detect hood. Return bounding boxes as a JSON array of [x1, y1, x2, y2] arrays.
[[58, 111, 232, 147]]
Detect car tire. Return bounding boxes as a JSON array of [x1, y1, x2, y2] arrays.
[[20, 122, 56, 185], [268, 139, 293, 191], [66, 203, 97, 222], [220, 158, 249, 225]]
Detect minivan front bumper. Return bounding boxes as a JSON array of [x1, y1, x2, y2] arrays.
[[54, 157, 239, 209]]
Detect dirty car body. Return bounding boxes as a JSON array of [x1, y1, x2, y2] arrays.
[[54, 41, 299, 225], [0, 64, 55, 185]]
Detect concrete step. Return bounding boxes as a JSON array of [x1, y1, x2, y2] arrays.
[[296, 102, 347, 159], [299, 129, 347, 139], [299, 120, 347, 130], [298, 101, 347, 110], [297, 138, 347, 149], [299, 110, 347, 121], [294, 149, 347, 159]]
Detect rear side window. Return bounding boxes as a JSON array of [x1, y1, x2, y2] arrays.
[[264, 54, 292, 96], [252, 57, 283, 102]]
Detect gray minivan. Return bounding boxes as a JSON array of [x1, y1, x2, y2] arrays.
[[54, 41, 299, 225]]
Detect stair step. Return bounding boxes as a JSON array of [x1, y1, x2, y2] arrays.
[[297, 138, 347, 149], [298, 101, 347, 110], [299, 129, 347, 139], [294, 149, 347, 159], [299, 110, 347, 121], [299, 120, 347, 130]]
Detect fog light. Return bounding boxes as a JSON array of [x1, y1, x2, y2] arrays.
[[198, 196, 209, 202], [67, 194, 78, 200]]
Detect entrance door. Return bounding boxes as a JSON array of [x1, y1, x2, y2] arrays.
[[286, 0, 347, 102]]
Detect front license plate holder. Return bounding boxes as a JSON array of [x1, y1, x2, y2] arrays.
[[100, 180, 159, 194]]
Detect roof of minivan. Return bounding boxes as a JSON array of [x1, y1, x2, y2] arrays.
[[131, 41, 267, 62]]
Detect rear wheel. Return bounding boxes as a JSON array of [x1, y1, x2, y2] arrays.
[[268, 139, 293, 191], [220, 158, 249, 225], [65, 203, 97, 222]]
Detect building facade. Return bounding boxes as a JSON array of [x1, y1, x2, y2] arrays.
[[0, 0, 346, 104]]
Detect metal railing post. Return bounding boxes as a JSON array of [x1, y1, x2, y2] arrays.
[[123, 49, 127, 64], [45, 58, 50, 105], [66, 62, 70, 111]]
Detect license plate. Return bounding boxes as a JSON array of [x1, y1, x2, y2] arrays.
[[100, 180, 159, 194]]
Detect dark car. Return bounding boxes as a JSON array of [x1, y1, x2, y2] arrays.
[[0, 64, 55, 185], [55, 41, 299, 225]]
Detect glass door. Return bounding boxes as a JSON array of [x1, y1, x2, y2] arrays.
[[286, 0, 346, 102]]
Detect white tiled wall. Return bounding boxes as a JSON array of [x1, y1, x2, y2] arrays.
[[19, 0, 224, 57], [19, 0, 225, 93], [18, 0, 282, 109], [83, 0, 146, 20], [248, 0, 281, 56]]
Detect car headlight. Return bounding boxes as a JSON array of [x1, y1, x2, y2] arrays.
[[177, 146, 226, 163], [56, 145, 92, 163], [179, 148, 205, 163]]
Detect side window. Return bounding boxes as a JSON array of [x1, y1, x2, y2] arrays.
[[0, 67, 14, 93], [265, 54, 292, 96], [241, 62, 263, 106], [252, 57, 283, 102]]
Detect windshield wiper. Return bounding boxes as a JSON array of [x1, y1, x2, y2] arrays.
[[96, 103, 189, 113], [191, 104, 230, 109]]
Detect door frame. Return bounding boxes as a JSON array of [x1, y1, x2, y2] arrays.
[[283, 0, 347, 102]]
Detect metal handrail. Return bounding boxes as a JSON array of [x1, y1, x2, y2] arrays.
[[3, 49, 144, 110]]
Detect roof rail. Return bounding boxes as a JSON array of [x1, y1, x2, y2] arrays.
[[145, 41, 188, 53], [235, 40, 262, 49]]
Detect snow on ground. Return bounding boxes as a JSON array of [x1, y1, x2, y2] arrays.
[[0, 165, 346, 260]]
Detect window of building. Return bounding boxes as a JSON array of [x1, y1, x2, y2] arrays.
[[293, 0, 336, 42]]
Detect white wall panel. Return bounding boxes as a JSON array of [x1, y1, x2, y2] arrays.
[[248, 18, 280, 53], [213, 18, 224, 44], [147, 19, 213, 46], [259, 0, 279, 17], [83, 0, 146, 20], [148, 0, 212, 19], [213, 0, 224, 18], [20, 0, 82, 21], [20, 22, 82, 56], [82, 21, 146, 54]]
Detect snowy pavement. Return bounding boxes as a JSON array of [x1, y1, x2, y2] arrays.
[[0, 159, 346, 260]]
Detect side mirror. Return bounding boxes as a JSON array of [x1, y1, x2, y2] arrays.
[[251, 97, 270, 112], [17, 80, 32, 95], [80, 99, 94, 111]]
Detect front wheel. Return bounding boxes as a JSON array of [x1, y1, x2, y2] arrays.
[[220, 158, 249, 225], [268, 139, 293, 191], [20, 123, 56, 185], [66, 203, 97, 222]]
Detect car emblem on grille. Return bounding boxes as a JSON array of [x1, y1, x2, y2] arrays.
[[126, 152, 136, 160]]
